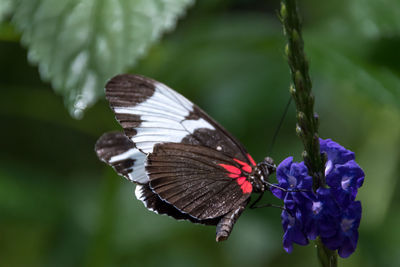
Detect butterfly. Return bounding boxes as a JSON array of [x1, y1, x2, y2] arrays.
[[95, 74, 276, 241]]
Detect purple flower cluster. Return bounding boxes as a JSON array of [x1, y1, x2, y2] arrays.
[[272, 139, 364, 258]]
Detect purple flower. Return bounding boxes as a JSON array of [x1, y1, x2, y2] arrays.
[[321, 201, 362, 258], [320, 138, 355, 168], [271, 157, 313, 210], [328, 160, 364, 206], [281, 209, 309, 253], [321, 139, 364, 195], [274, 138, 364, 258], [303, 188, 340, 240]]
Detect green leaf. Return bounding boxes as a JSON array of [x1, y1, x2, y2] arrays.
[[12, 0, 193, 118], [0, 0, 15, 23]]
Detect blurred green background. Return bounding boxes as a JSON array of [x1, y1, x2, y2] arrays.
[[1, 0, 400, 266]]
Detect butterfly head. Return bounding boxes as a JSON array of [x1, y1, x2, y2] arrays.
[[250, 157, 276, 193]]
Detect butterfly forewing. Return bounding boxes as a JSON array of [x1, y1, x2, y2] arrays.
[[106, 75, 212, 153], [105, 74, 252, 164]]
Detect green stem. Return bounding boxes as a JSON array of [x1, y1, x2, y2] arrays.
[[316, 237, 338, 267], [279, 0, 337, 266]]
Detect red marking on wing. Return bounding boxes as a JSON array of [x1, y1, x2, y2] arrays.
[[219, 163, 253, 194], [237, 176, 246, 185], [247, 154, 257, 166], [242, 165, 252, 173], [233, 158, 252, 173], [219, 164, 241, 175], [241, 181, 253, 194]]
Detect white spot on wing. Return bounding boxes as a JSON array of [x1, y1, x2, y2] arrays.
[[134, 118, 214, 153], [109, 148, 139, 163], [135, 185, 158, 214], [155, 82, 194, 112], [113, 80, 214, 154], [114, 106, 184, 121], [109, 148, 149, 183], [135, 185, 145, 201], [182, 118, 215, 133], [139, 120, 182, 130], [127, 156, 148, 184]]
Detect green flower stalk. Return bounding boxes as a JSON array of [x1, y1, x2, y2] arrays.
[[279, 0, 338, 266]]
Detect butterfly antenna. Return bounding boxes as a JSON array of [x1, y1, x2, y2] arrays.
[[268, 97, 292, 154]]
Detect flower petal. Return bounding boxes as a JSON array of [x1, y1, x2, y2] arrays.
[[320, 138, 355, 165]]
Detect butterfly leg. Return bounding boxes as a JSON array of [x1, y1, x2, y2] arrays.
[[265, 182, 310, 193], [250, 203, 285, 210], [249, 191, 285, 210], [249, 192, 264, 209], [216, 199, 249, 242]]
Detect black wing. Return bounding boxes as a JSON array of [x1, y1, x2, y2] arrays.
[[135, 184, 220, 226], [146, 143, 252, 220], [95, 132, 147, 183], [105, 74, 255, 166], [96, 132, 219, 224]]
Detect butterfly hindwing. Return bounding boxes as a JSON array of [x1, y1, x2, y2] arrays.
[[95, 132, 219, 223], [135, 184, 219, 226], [95, 131, 148, 184], [146, 143, 252, 220]]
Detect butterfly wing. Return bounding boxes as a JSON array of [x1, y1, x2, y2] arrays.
[[97, 74, 257, 220], [96, 131, 220, 225], [135, 184, 220, 225], [105, 74, 255, 163], [95, 131, 148, 183], [147, 142, 252, 220]]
